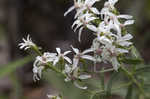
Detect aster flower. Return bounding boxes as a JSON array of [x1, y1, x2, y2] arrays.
[[19, 34, 36, 50], [72, 12, 97, 41], [53, 48, 72, 66], [100, 43, 129, 70], [33, 52, 57, 81], [64, 0, 100, 17], [64, 65, 91, 89], [116, 33, 133, 47], [104, 0, 118, 10], [33, 66, 44, 81], [71, 46, 95, 70]]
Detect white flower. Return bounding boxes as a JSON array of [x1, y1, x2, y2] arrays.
[[33, 66, 44, 81], [33, 52, 57, 81], [72, 12, 97, 41], [116, 33, 133, 47], [34, 52, 57, 65], [19, 34, 36, 50], [104, 0, 118, 10], [53, 48, 72, 66], [64, 0, 100, 17], [100, 43, 128, 70], [71, 46, 95, 70], [64, 65, 91, 90]]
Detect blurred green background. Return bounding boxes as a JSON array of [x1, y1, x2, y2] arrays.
[[0, 0, 150, 99]]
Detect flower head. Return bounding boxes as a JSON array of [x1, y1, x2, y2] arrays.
[[71, 46, 95, 70], [72, 12, 97, 41], [19, 34, 36, 50], [64, 0, 100, 17], [33, 52, 57, 81], [53, 48, 72, 66]]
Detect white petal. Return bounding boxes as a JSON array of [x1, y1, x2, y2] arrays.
[[64, 64, 72, 73], [117, 15, 133, 19], [78, 75, 91, 80], [64, 51, 71, 55], [71, 46, 79, 54], [64, 6, 75, 16], [56, 48, 61, 55], [64, 56, 72, 64], [74, 82, 87, 90], [82, 48, 94, 54], [118, 41, 132, 46], [90, 7, 100, 14], [116, 48, 128, 53], [73, 22, 83, 32], [98, 36, 112, 45], [78, 27, 84, 42], [72, 58, 79, 70], [111, 57, 119, 71], [53, 57, 59, 66], [123, 34, 133, 41], [81, 55, 95, 61], [86, 24, 97, 32], [124, 20, 134, 26], [72, 20, 80, 29]]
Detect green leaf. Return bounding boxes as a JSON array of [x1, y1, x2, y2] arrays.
[[106, 71, 119, 96], [119, 58, 143, 65], [0, 56, 32, 78], [125, 85, 133, 99], [135, 66, 150, 75], [131, 46, 142, 59]]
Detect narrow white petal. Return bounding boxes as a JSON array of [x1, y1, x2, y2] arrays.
[[71, 46, 79, 54], [74, 82, 87, 90], [64, 6, 75, 16], [81, 55, 95, 61], [124, 20, 134, 26], [90, 7, 100, 15], [64, 64, 72, 73], [123, 34, 133, 41], [64, 51, 71, 55], [72, 58, 79, 70], [117, 15, 133, 19], [56, 48, 61, 55], [64, 56, 72, 64], [78, 75, 91, 80], [119, 41, 132, 46], [111, 57, 119, 71], [86, 24, 97, 32], [78, 27, 84, 42], [82, 48, 94, 54], [53, 57, 59, 66], [116, 48, 128, 53]]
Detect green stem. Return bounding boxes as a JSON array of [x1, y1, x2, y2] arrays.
[[89, 81, 132, 99], [120, 66, 146, 97], [47, 63, 67, 78], [32, 46, 42, 56], [112, 82, 132, 91], [100, 68, 105, 90], [99, 68, 114, 73]]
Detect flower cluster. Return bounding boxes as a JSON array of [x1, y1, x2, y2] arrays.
[[19, 35, 94, 89], [64, 0, 100, 42], [64, 0, 134, 71], [19, 0, 135, 92]]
